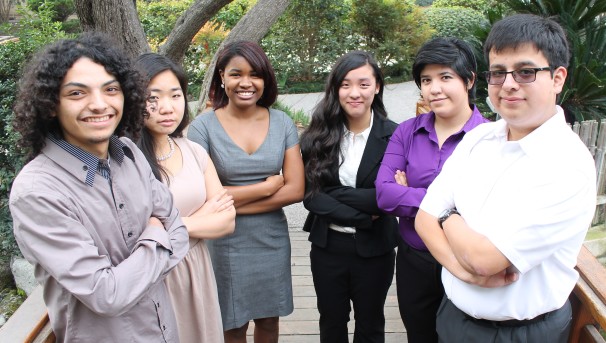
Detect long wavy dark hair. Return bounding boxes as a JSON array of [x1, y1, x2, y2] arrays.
[[135, 53, 190, 184], [13, 32, 146, 162], [300, 51, 387, 195], [209, 40, 278, 109]]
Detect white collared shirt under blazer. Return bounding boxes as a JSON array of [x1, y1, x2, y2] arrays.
[[420, 106, 596, 321], [329, 114, 374, 234]]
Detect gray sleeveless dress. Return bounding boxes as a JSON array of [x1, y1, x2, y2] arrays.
[[187, 108, 296, 330]]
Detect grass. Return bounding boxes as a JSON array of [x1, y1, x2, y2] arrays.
[[272, 100, 310, 128]]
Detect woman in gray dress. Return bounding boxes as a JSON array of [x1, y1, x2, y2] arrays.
[[188, 41, 305, 343]]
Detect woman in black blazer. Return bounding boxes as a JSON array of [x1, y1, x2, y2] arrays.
[[300, 51, 398, 343]]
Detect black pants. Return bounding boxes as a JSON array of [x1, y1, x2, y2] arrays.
[[310, 230, 395, 343], [437, 297, 572, 343], [396, 238, 444, 343]]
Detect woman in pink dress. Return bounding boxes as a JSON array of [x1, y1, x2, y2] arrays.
[[136, 53, 236, 342]]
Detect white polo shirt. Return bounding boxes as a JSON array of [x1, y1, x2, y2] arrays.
[[420, 106, 596, 320]]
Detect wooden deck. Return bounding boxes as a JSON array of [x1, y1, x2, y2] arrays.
[[245, 203, 408, 342]]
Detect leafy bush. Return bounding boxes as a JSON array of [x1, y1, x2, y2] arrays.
[[263, 0, 357, 86], [210, 0, 253, 30], [423, 6, 489, 40], [0, 6, 68, 260], [432, 0, 502, 14], [138, 0, 193, 45], [27, 0, 75, 22], [351, 0, 432, 79]]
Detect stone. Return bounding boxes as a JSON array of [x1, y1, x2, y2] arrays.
[[10, 257, 37, 296]]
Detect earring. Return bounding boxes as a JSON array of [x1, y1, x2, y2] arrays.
[[375, 91, 379, 94], [221, 83, 225, 88]]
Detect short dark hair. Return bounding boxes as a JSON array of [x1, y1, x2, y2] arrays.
[[484, 14, 570, 69], [210, 40, 278, 109], [13, 32, 146, 161], [412, 37, 477, 102], [135, 53, 190, 183]]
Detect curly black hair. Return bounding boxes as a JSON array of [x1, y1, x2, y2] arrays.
[[13, 32, 146, 161]]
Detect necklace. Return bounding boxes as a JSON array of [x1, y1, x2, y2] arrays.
[[156, 136, 175, 161]]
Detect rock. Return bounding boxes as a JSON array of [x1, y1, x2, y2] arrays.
[[10, 257, 37, 296], [0, 314, 6, 327]]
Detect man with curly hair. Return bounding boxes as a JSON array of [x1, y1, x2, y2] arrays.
[[9, 33, 189, 342]]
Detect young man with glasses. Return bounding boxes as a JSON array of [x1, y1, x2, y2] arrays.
[[415, 14, 596, 342]]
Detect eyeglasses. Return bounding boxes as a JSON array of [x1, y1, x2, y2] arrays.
[[483, 67, 552, 85]]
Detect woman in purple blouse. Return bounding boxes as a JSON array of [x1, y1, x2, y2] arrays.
[[375, 37, 489, 343]]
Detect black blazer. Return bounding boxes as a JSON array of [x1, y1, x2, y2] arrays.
[[302, 114, 399, 257]]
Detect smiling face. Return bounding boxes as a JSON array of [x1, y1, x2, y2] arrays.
[[420, 64, 472, 120], [55, 57, 123, 158], [144, 70, 185, 138], [488, 43, 566, 140], [338, 63, 379, 126], [220, 55, 264, 109]]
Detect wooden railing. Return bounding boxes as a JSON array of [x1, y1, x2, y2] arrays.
[[570, 245, 606, 342]]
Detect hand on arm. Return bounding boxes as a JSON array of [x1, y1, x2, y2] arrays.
[[375, 131, 427, 217], [181, 159, 236, 239], [236, 144, 304, 214], [225, 174, 284, 208], [415, 209, 517, 288]]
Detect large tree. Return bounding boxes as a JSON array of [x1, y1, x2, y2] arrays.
[[74, 0, 291, 100]]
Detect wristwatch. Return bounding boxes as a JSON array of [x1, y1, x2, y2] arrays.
[[438, 208, 459, 229]]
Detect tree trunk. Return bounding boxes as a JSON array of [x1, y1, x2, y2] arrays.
[[159, 0, 234, 64], [74, 0, 150, 60], [196, 0, 291, 115]]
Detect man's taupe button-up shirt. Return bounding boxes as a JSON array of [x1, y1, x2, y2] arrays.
[[10, 136, 189, 342]]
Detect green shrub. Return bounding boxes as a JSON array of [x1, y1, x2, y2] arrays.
[[138, 0, 193, 44], [27, 0, 75, 22], [0, 5, 68, 260], [351, 0, 432, 79], [263, 0, 357, 85], [272, 100, 310, 127], [433, 0, 489, 13], [423, 6, 489, 40]]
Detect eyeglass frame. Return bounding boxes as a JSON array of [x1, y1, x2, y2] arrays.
[[483, 67, 552, 85]]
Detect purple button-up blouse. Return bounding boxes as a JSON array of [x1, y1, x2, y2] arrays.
[[375, 106, 488, 250]]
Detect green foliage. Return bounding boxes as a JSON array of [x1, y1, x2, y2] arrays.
[[503, 0, 606, 121], [432, 0, 503, 14], [263, 0, 357, 86], [272, 100, 310, 127], [27, 0, 75, 22], [137, 0, 193, 45], [0, 6, 68, 259], [264, 0, 432, 89], [423, 6, 489, 40], [211, 0, 253, 30], [351, 0, 432, 78]]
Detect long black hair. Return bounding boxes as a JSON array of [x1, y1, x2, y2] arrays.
[[135, 53, 190, 183], [300, 50, 387, 195]]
